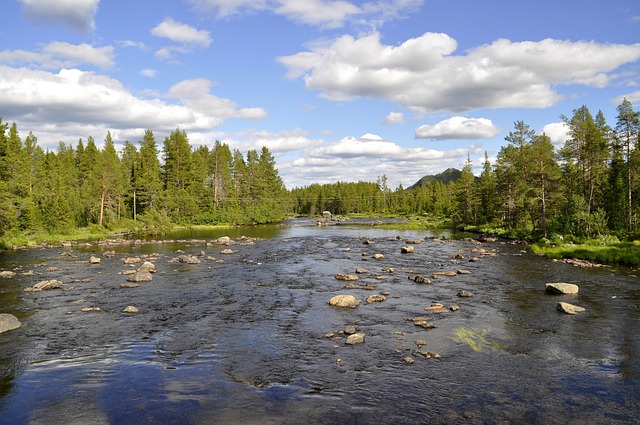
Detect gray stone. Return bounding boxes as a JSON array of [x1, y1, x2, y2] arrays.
[[0, 314, 21, 333], [557, 302, 585, 315], [546, 283, 579, 295]]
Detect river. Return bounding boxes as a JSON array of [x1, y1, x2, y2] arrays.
[[0, 219, 638, 424]]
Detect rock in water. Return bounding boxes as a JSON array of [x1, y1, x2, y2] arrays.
[[557, 302, 585, 315], [25, 279, 63, 292], [546, 283, 579, 295], [401, 245, 414, 254], [127, 271, 153, 282], [123, 305, 139, 313], [0, 314, 21, 333], [328, 295, 361, 308], [138, 261, 156, 273], [89, 256, 101, 264], [346, 333, 365, 345], [366, 294, 387, 304]]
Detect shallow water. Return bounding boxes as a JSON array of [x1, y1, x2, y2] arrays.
[[0, 220, 639, 424]]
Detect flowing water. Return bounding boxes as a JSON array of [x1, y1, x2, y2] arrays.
[[0, 219, 638, 424]]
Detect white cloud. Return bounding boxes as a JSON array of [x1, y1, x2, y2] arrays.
[[279, 32, 640, 113], [541, 122, 570, 147], [167, 78, 267, 126], [0, 66, 266, 150], [186, 0, 268, 18], [140, 69, 157, 78], [151, 18, 212, 47], [282, 133, 477, 188], [613, 90, 640, 105], [415, 116, 501, 140], [186, 0, 423, 27], [0, 41, 114, 69], [18, 0, 99, 32], [275, 0, 360, 28], [383, 111, 405, 125]]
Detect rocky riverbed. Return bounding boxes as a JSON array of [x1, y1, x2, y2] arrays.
[[0, 224, 639, 424]]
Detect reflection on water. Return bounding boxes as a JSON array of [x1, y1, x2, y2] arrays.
[[0, 220, 638, 424]]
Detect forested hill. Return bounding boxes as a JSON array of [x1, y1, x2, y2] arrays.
[[407, 168, 462, 190]]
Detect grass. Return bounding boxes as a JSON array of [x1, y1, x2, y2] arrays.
[[531, 238, 640, 266]]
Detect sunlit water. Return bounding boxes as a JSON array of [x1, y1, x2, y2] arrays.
[[0, 219, 638, 424]]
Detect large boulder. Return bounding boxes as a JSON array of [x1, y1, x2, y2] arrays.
[[546, 283, 579, 295], [557, 302, 586, 315], [0, 314, 21, 334], [328, 294, 361, 308]]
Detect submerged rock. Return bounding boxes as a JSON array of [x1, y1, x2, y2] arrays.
[[557, 302, 585, 315], [0, 314, 21, 334], [457, 290, 474, 298], [546, 283, 579, 295], [328, 294, 361, 308]]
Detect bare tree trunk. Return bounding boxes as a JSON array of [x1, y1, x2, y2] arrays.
[[99, 189, 105, 227]]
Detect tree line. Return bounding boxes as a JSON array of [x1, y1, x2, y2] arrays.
[[291, 99, 640, 240], [0, 98, 638, 241], [0, 125, 287, 237]]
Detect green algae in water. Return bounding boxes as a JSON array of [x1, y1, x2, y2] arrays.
[[453, 327, 503, 352]]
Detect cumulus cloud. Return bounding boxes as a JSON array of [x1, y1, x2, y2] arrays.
[[19, 0, 99, 32], [0, 66, 266, 149], [541, 122, 570, 147], [281, 132, 478, 188], [0, 41, 114, 69], [383, 111, 405, 125], [415, 116, 501, 140], [278, 32, 640, 113], [151, 18, 212, 47]]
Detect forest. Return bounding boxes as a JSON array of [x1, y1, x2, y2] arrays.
[[0, 99, 638, 246]]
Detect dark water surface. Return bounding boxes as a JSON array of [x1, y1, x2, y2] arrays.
[[0, 220, 639, 424]]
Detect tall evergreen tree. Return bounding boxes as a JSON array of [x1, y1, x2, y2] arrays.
[[615, 98, 639, 230]]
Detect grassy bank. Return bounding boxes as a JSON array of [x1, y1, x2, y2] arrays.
[[531, 238, 640, 266]]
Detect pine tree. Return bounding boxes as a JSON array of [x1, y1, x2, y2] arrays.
[[615, 98, 640, 231]]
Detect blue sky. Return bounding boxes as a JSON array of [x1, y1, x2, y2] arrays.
[[1, 0, 639, 189]]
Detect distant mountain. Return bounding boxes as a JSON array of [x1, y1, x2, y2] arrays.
[[407, 168, 462, 190]]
